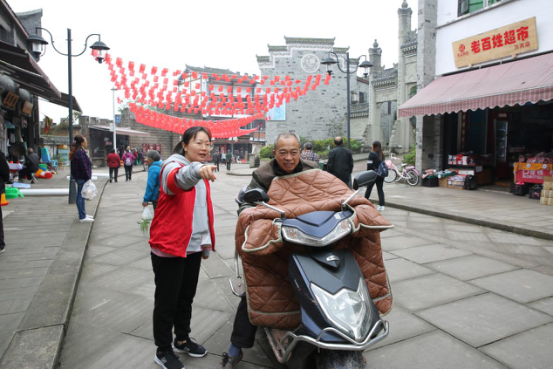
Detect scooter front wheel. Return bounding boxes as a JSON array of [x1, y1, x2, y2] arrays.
[[316, 350, 365, 369]]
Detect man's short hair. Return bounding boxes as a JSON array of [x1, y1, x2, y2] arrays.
[[304, 142, 313, 150], [146, 150, 161, 161], [28, 148, 34, 153], [334, 137, 343, 146], [274, 132, 301, 149]]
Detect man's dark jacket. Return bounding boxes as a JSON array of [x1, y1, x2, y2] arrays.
[[327, 145, 353, 185]]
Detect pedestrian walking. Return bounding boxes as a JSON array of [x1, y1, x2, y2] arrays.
[[149, 126, 217, 369], [226, 151, 232, 170], [0, 151, 9, 253], [137, 150, 144, 166], [69, 135, 93, 223], [121, 147, 136, 181], [212, 150, 221, 172], [299, 142, 320, 164], [327, 136, 354, 188], [142, 150, 162, 211], [365, 141, 386, 211], [106, 149, 121, 183]]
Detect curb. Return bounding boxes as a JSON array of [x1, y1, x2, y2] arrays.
[[0, 177, 110, 369], [382, 200, 553, 241]]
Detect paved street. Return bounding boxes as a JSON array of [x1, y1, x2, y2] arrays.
[[1, 165, 553, 368]]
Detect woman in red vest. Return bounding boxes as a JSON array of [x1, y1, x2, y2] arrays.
[[149, 126, 218, 369]]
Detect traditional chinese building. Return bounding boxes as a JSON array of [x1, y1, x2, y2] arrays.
[[400, 0, 553, 188], [256, 1, 418, 154]]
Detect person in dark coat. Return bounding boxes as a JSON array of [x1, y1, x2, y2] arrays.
[[365, 141, 386, 211], [212, 151, 221, 172], [106, 149, 121, 183], [18, 148, 39, 182], [327, 136, 354, 188], [0, 151, 9, 253]]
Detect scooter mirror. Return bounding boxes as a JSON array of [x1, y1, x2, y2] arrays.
[[353, 170, 378, 190], [244, 188, 270, 204]]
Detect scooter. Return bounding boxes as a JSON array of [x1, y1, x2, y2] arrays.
[[231, 170, 390, 368]]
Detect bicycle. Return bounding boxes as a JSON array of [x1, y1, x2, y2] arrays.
[[384, 153, 420, 186]]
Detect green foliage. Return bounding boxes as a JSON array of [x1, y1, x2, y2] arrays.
[[260, 145, 274, 159], [403, 146, 416, 166]]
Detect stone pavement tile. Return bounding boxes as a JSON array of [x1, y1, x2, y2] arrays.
[[128, 280, 155, 301], [479, 323, 553, 369], [443, 224, 486, 233], [0, 286, 38, 302], [0, 325, 63, 369], [6, 298, 32, 314], [84, 266, 152, 293], [384, 258, 435, 282], [380, 235, 435, 251], [0, 300, 12, 314], [0, 330, 15, 362], [210, 276, 241, 311], [470, 269, 553, 303], [417, 293, 553, 347], [88, 233, 145, 249], [406, 215, 443, 224], [532, 265, 553, 277], [79, 263, 118, 283], [202, 254, 235, 279], [487, 232, 542, 246], [364, 330, 506, 369], [528, 297, 553, 316], [391, 244, 472, 264], [204, 319, 276, 367], [1, 247, 60, 263], [368, 306, 436, 350], [446, 231, 491, 242], [59, 321, 156, 369], [193, 278, 236, 313], [89, 245, 149, 266], [84, 245, 116, 258], [128, 256, 153, 271], [70, 285, 125, 318], [393, 274, 485, 311], [71, 293, 152, 334], [0, 312, 25, 332], [20, 276, 46, 287], [426, 255, 520, 281], [380, 229, 403, 238], [0, 260, 36, 271], [382, 251, 399, 261]]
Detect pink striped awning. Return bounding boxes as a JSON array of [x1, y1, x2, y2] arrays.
[[398, 53, 553, 118]]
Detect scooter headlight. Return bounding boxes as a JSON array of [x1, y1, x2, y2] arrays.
[[311, 278, 373, 341], [282, 219, 352, 246]]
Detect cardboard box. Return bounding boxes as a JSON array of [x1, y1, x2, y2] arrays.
[[439, 178, 448, 187], [544, 176, 553, 191], [541, 190, 553, 198], [540, 196, 553, 206], [448, 179, 465, 190]]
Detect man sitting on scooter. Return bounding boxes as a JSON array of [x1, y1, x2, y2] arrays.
[[218, 132, 318, 369]]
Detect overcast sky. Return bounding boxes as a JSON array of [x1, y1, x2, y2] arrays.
[[10, 0, 418, 122]]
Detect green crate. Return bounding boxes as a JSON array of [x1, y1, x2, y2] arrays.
[[5, 187, 24, 199]]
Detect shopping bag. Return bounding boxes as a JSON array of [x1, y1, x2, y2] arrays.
[[140, 205, 154, 234], [81, 180, 98, 200]]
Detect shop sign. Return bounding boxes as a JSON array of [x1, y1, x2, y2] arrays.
[[21, 101, 34, 116], [452, 17, 538, 68], [515, 169, 551, 184], [142, 143, 161, 152], [2, 92, 19, 110]]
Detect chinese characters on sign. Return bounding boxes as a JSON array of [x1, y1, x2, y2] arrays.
[[452, 17, 538, 68]]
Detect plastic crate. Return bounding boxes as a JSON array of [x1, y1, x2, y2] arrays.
[[422, 177, 439, 187], [510, 182, 528, 196], [529, 185, 542, 200]]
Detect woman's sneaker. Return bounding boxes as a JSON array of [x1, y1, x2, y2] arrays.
[[173, 337, 207, 357], [154, 349, 184, 369], [380, 206, 386, 211]]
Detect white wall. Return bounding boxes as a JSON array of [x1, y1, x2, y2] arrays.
[[435, 0, 553, 75]]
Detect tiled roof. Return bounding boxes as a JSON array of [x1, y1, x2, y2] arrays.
[[374, 68, 398, 82], [184, 65, 238, 75], [284, 36, 335, 45]]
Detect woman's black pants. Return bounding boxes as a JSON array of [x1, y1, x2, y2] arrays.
[[364, 176, 385, 206], [151, 252, 202, 350]]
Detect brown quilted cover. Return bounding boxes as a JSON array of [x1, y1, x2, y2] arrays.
[[236, 169, 393, 329]]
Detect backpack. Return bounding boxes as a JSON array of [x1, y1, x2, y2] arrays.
[[125, 156, 132, 166], [376, 161, 389, 178]]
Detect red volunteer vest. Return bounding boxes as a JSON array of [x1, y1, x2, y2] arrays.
[[149, 164, 216, 257]]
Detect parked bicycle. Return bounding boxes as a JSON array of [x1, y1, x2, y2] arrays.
[[384, 153, 420, 186]]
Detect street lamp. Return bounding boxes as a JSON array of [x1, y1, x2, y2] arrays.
[[321, 52, 372, 150], [29, 28, 109, 204]]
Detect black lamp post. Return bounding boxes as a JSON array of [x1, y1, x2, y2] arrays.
[[29, 28, 109, 204], [321, 52, 372, 150]]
